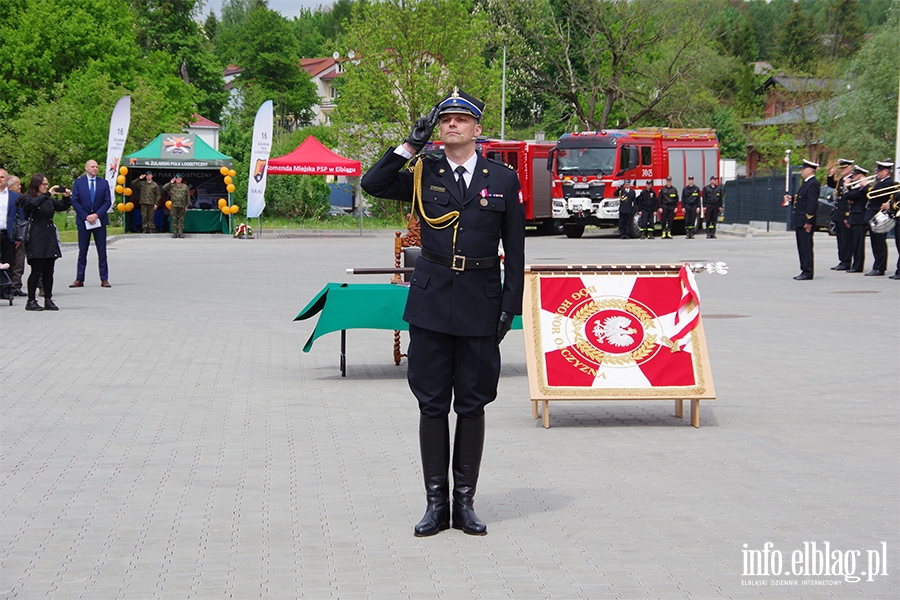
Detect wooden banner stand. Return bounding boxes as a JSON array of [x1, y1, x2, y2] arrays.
[[522, 264, 716, 429]]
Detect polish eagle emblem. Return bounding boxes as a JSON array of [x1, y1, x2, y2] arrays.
[[592, 316, 637, 348]]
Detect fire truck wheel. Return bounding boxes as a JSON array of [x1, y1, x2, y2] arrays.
[[563, 223, 585, 238]]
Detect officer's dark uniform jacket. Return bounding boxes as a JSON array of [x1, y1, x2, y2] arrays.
[[791, 175, 820, 227], [845, 184, 868, 225], [361, 149, 525, 338], [826, 173, 850, 223], [682, 185, 701, 208], [618, 187, 636, 213], [637, 188, 658, 212], [866, 176, 896, 222], [659, 185, 678, 208], [702, 184, 722, 207]]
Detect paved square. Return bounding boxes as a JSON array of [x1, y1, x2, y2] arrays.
[[1, 227, 897, 599]]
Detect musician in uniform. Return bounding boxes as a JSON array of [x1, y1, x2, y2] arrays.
[[864, 160, 894, 276], [702, 176, 723, 238], [681, 176, 701, 239], [826, 158, 854, 270], [617, 180, 636, 239], [844, 166, 870, 273], [658, 176, 679, 239], [784, 159, 820, 280], [361, 89, 525, 537], [637, 180, 658, 239]]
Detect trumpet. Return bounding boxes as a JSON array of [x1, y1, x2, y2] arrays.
[[847, 174, 877, 190], [866, 182, 900, 201]]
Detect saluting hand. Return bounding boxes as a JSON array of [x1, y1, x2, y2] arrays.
[[405, 105, 440, 153]]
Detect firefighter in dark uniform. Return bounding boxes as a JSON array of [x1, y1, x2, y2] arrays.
[[361, 89, 525, 538], [702, 176, 723, 238], [844, 166, 870, 273], [658, 176, 679, 238], [681, 176, 701, 239], [826, 158, 854, 270], [784, 159, 820, 280], [617, 180, 636, 239], [865, 160, 895, 276], [637, 180, 658, 239]]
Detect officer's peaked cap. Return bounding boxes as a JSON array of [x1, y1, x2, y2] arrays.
[[876, 160, 894, 170], [438, 88, 484, 121], [837, 158, 854, 167], [801, 159, 819, 169], [852, 166, 869, 175]]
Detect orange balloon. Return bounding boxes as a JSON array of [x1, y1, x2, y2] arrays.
[[230, 204, 239, 214], [226, 184, 236, 193], [119, 166, 128, 176], [220, 205, 230, 214], [115, 184, 124, 194], [117, 202, 126, 212], [228, 169, 236, 177], [223, 176, 232, 185], [165, 200, 172, 209], [116, 175, 126, 185], [217, 198, 227, 208], [124, 202, 134, 212], [219, 166, 229, 175], [123, 187, 132, 196]]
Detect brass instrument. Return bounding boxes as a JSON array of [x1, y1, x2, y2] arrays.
[[846, 174, 877, 190], [866, 182, 900, 201]]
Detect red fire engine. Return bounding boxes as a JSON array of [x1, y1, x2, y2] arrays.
[[547, 128, 720, 237], [424, 138, 561, 234]]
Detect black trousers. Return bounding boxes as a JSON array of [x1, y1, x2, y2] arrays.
[[618, 213, 633, 238], [638, 211, 654, 232], [849, 223, 866, 271], [834, 220, 852, 266], [407, 324, 500, 419], [661, 207, 675, 231], [795, 227, 814, 277], [705, 206, 720, 232], [0, 229, 15, 266], [870, 231, 887, 273], [27, 257, 56, 300], [894, 220, 900, 276], [683, 205, 699, 231]]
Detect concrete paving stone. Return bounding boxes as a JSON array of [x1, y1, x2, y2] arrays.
[[1, 231, 897, 599]]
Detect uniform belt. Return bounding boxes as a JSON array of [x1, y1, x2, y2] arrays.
[[420, 248, 500, 271]]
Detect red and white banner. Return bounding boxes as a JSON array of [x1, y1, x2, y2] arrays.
[[532, 270, 702, 390]]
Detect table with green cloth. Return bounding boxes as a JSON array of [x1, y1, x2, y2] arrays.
[[184, 209, 229, 233], [295, 282, 522, 376]]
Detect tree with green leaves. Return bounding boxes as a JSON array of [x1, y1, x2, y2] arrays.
[[485, 0, 726, 132], [823, 0, 865, 59], [773, 1, 821, 71], [129, 0, 229, 122], [825, 0, 899, 167]]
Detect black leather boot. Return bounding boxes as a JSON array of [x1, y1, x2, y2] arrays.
[[451, 415, 487, 535], [414, 415, 450, 537]]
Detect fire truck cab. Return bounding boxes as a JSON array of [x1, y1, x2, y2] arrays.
[[548, 128, 719, 238], [424, 138, 562, 235]]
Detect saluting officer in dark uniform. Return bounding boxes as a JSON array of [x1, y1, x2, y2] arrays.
[[681, 176, 701, 239], [702, 176, 723, 238], [637, 180, 658, 239], [826, 158, 855, 270], [865, 160, 895, 276], [784, 159, 820, 280], [844, 166, 870, 273], [658, 176, 679, 239], [361, 89, 525, 537], [617, 180, 636, 239]]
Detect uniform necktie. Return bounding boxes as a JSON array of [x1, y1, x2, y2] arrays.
[[455, 166, 467, 199], [89, 178, 95, 210]]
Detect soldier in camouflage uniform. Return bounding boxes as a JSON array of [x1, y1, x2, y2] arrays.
[[162, 174, 190, 238], [134, 171, 161, 233]]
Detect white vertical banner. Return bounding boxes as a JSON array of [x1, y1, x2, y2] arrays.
[[247, 100, 273, 218], [104, 96, 131, 206]]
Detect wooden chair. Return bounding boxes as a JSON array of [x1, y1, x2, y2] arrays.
[[392, 216, 421, 364]]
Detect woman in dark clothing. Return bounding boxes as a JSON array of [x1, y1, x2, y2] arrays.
[[16, 174, 70, 311]]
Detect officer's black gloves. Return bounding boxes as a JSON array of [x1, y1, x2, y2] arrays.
[[496, 311, 513, 346], [405, 106, 440, 153]]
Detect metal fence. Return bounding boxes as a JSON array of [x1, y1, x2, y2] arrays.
[[722, 170, 799, 231]]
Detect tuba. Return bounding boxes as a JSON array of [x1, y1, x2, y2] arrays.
[[869, 210, 896, 234]]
